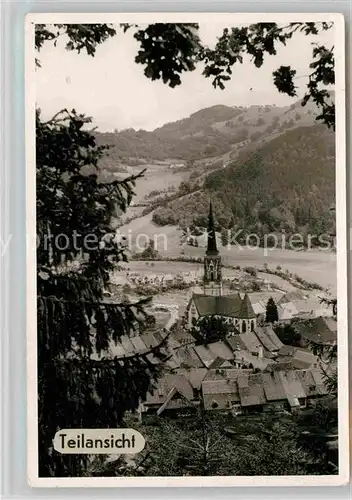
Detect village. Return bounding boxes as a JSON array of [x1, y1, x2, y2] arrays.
[[103, 204, 337, 425]]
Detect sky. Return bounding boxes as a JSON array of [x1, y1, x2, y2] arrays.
[[35, 23, 335, 132]]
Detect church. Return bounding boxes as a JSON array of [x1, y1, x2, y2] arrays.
[[187, 203, 257, 334]]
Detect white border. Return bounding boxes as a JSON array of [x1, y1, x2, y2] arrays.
[[26, 12, 349, 488]]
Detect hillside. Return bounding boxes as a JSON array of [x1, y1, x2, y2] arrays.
[[152, 125, 336, 247], [95, 98, 321, 167]]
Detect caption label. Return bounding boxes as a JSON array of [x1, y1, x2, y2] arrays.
[[53, 428, 145, 454]]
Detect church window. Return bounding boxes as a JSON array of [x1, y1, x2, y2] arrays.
[[242, 321, 246, 333], [251, 320, 255, 331]]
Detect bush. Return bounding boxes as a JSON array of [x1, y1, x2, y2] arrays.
[[244, 266, 257, 276]]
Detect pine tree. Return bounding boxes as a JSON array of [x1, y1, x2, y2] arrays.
[[265, 297, 279, 323], [35, 28, 168, 478], [140, 238, 160, 260], [36, 108, 171, 477]]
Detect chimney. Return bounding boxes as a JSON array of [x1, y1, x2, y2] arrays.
[[258, 346, 264, 359]]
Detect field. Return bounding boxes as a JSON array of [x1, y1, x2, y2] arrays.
[[118, 216, 337, 294], [117, 163, 190, 207], [110, 257, 331, 321]]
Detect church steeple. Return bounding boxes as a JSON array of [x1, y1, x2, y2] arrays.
[[203, 201, 222, 296], [206, 201, 218, 256]]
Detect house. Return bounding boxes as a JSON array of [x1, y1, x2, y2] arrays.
[[207, 341, 234, 361], [260, 325, 284, 351], [119, 335, 136, 355], [233, 349, 274, 370], [225, 335, 247, 352], [203, 368, 253, 382], [296, 368, 329, 400], [176, 344, 205, 369], [129, 335, 147, 352], [192, 341, 237, 369], [292, 317, 337, 346], [170, 325, 195, 346], [261, 372, 287, 411], [202, 379, 241, 412], [277, 370, 307, 410], [193, 344, 218, 368], [237, 373, 267, 413], [275, 346, 318, 370], [200, 367, 330, 415], [251, 325, 283, 354], [239, 331, 263, 355], [175, 368, 208, 394], [291, 348, 318, 369], [291, 299, 334, 319], [278, 291, 306, 304], [225, 335, 247, 351], [141, 374, 197, 419], [140, 330, 159, 348], [277, 301, 299, 322], [251, 291, 285, 322]]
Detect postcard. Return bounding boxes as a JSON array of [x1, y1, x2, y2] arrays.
[[26, 12, 348, 487]]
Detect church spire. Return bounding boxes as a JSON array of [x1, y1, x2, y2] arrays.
[[206, 201, 218, 255]]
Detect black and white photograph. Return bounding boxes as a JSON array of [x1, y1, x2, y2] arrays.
[[26, 13, 348, 486]]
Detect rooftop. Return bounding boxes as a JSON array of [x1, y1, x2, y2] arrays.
[[293, 317, 337, 344], [191, 293, 256, 319]]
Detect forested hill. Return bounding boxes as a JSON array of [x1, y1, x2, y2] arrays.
[[152, 125, 336, 244], [95, 99, 319, 165]]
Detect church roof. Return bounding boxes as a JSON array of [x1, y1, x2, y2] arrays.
[[238, 293, 256, 319], [191, 293, 256, 320], [192, 293, 242, 318]]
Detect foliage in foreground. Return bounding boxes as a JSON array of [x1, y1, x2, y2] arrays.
[[87, 407, 338, 477], [36, 22, 335, 129]]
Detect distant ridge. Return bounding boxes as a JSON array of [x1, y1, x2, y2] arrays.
[[95, 98, 322, 166]]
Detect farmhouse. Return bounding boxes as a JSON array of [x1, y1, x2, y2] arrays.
[[292, 317, 337, 346], [140, 373, 198, 419]]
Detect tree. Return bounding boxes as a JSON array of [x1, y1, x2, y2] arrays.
[[265, 297, 279, 323], [295, 395, 338, 473], [320, 296, 337, 316], [220, 227, 229, 247], [36, 22, 336, 130], [192, 315, 231, 345], [35, 32, 172, 478], [116, 411, 317, 476], [139, 238, 160, 260], [310, 340, 337, 395], [311, 296, 338, 395], [275, 324, 302, 347], [36, 107, 176, 477]]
